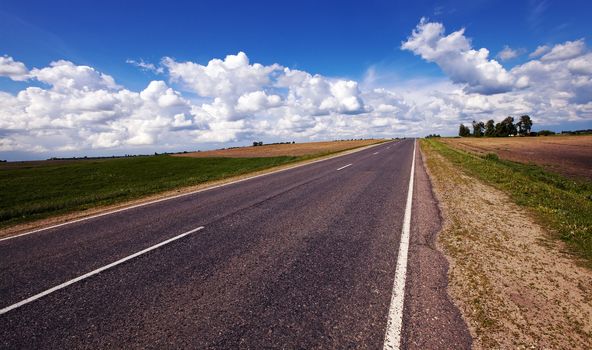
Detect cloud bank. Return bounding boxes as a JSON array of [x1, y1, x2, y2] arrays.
[[1, 19, 591, 158]]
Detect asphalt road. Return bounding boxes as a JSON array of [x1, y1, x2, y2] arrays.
[[0, 139, 471, 349]]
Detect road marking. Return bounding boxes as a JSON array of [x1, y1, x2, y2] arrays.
[[383, 139, 416, 350], [0, 142, 392, 243], [336, 163, 352, 171], [0, 226, 204, 315], [373, 152, 380, 155]]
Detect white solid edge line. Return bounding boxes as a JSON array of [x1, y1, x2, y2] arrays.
[[0, 142, 390, 243], [383, 139, 416, 350], [0, 226, 204, 315], [336, 163, 352, 171]]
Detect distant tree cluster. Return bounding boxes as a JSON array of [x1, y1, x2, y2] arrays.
[[252, 141, 296, 146], [266, 141, 296, 145], [425, 134, 441, 138], [459, 115, 533, 137], [560, 129, 592, 135]]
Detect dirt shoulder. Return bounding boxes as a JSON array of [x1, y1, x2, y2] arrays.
[[402, 143, 472, 349], [420, 141, 592, 349], [0, 141, 385, 240]]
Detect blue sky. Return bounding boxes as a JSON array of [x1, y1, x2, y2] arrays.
[[1, 0, 591, 160], [2, 1, 589, 84]]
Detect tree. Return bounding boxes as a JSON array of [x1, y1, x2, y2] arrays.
[[495, 116, 517, 137], [484, 119, 495, 137], [504, 116, 517, 136], [472, 120, 485, 137], [459, 124, 471, 137], [516, 115, 533, 136]]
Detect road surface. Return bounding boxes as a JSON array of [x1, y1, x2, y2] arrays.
[[0, 139, 471, 349]]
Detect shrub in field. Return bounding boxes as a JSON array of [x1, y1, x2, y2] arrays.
[[483, 153, 500, 161]]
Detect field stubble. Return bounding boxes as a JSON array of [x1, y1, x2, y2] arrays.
[[174, 139, 383, 158]]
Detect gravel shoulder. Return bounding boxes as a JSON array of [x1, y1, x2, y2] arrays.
[[421, 141, 592, 349]]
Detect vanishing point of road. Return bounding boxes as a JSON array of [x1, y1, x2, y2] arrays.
[[0, 139, 471, 349]]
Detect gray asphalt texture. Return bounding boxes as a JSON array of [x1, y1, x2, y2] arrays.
[[0, 139, 471, 349]]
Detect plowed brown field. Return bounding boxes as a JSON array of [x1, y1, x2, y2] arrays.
[[173, 139, 385, 158], [441, 135, 592, 180]]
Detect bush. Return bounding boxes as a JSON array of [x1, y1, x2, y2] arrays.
[[483, 153, 499, 161]]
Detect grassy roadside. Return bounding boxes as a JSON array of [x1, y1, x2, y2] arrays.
[[0, 155, 296, 228], [421, 138, 592, 267], [420, 138, 592, 348]]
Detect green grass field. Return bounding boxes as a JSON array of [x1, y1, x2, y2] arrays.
[[0, 155, 297, 228], [422, 139, 592, 267]]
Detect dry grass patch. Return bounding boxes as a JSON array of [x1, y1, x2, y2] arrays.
[[421, 140, 592, 349]]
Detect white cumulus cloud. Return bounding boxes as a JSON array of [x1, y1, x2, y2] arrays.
[[236, 91, 282, 113], [163, 52, 280, 99], [1, 26, 591, 160], [31, 60, 119, 91], [401, 18, 522, 94], [126, 59, 164, 74], [497, 46, 524, 61], [529, 45, 550, 58], [540, 39, 586, 61], [0, 55, 30, 81]]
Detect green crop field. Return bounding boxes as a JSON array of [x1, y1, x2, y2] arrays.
[[0, 155, 297, 228]]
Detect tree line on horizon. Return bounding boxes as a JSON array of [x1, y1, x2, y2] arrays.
[[459, 115, 537, 137]]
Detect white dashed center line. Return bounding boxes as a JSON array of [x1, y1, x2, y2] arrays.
[[336, 163, 352, 171], [0, 226, 205, 315]]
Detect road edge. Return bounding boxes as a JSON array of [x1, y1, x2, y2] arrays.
[[383, 139, 416, 350]]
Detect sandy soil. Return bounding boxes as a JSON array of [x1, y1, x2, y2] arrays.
[[441, 135, 592, 180], [421, 141, 592, 349], [173, 139, 384, 158]]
